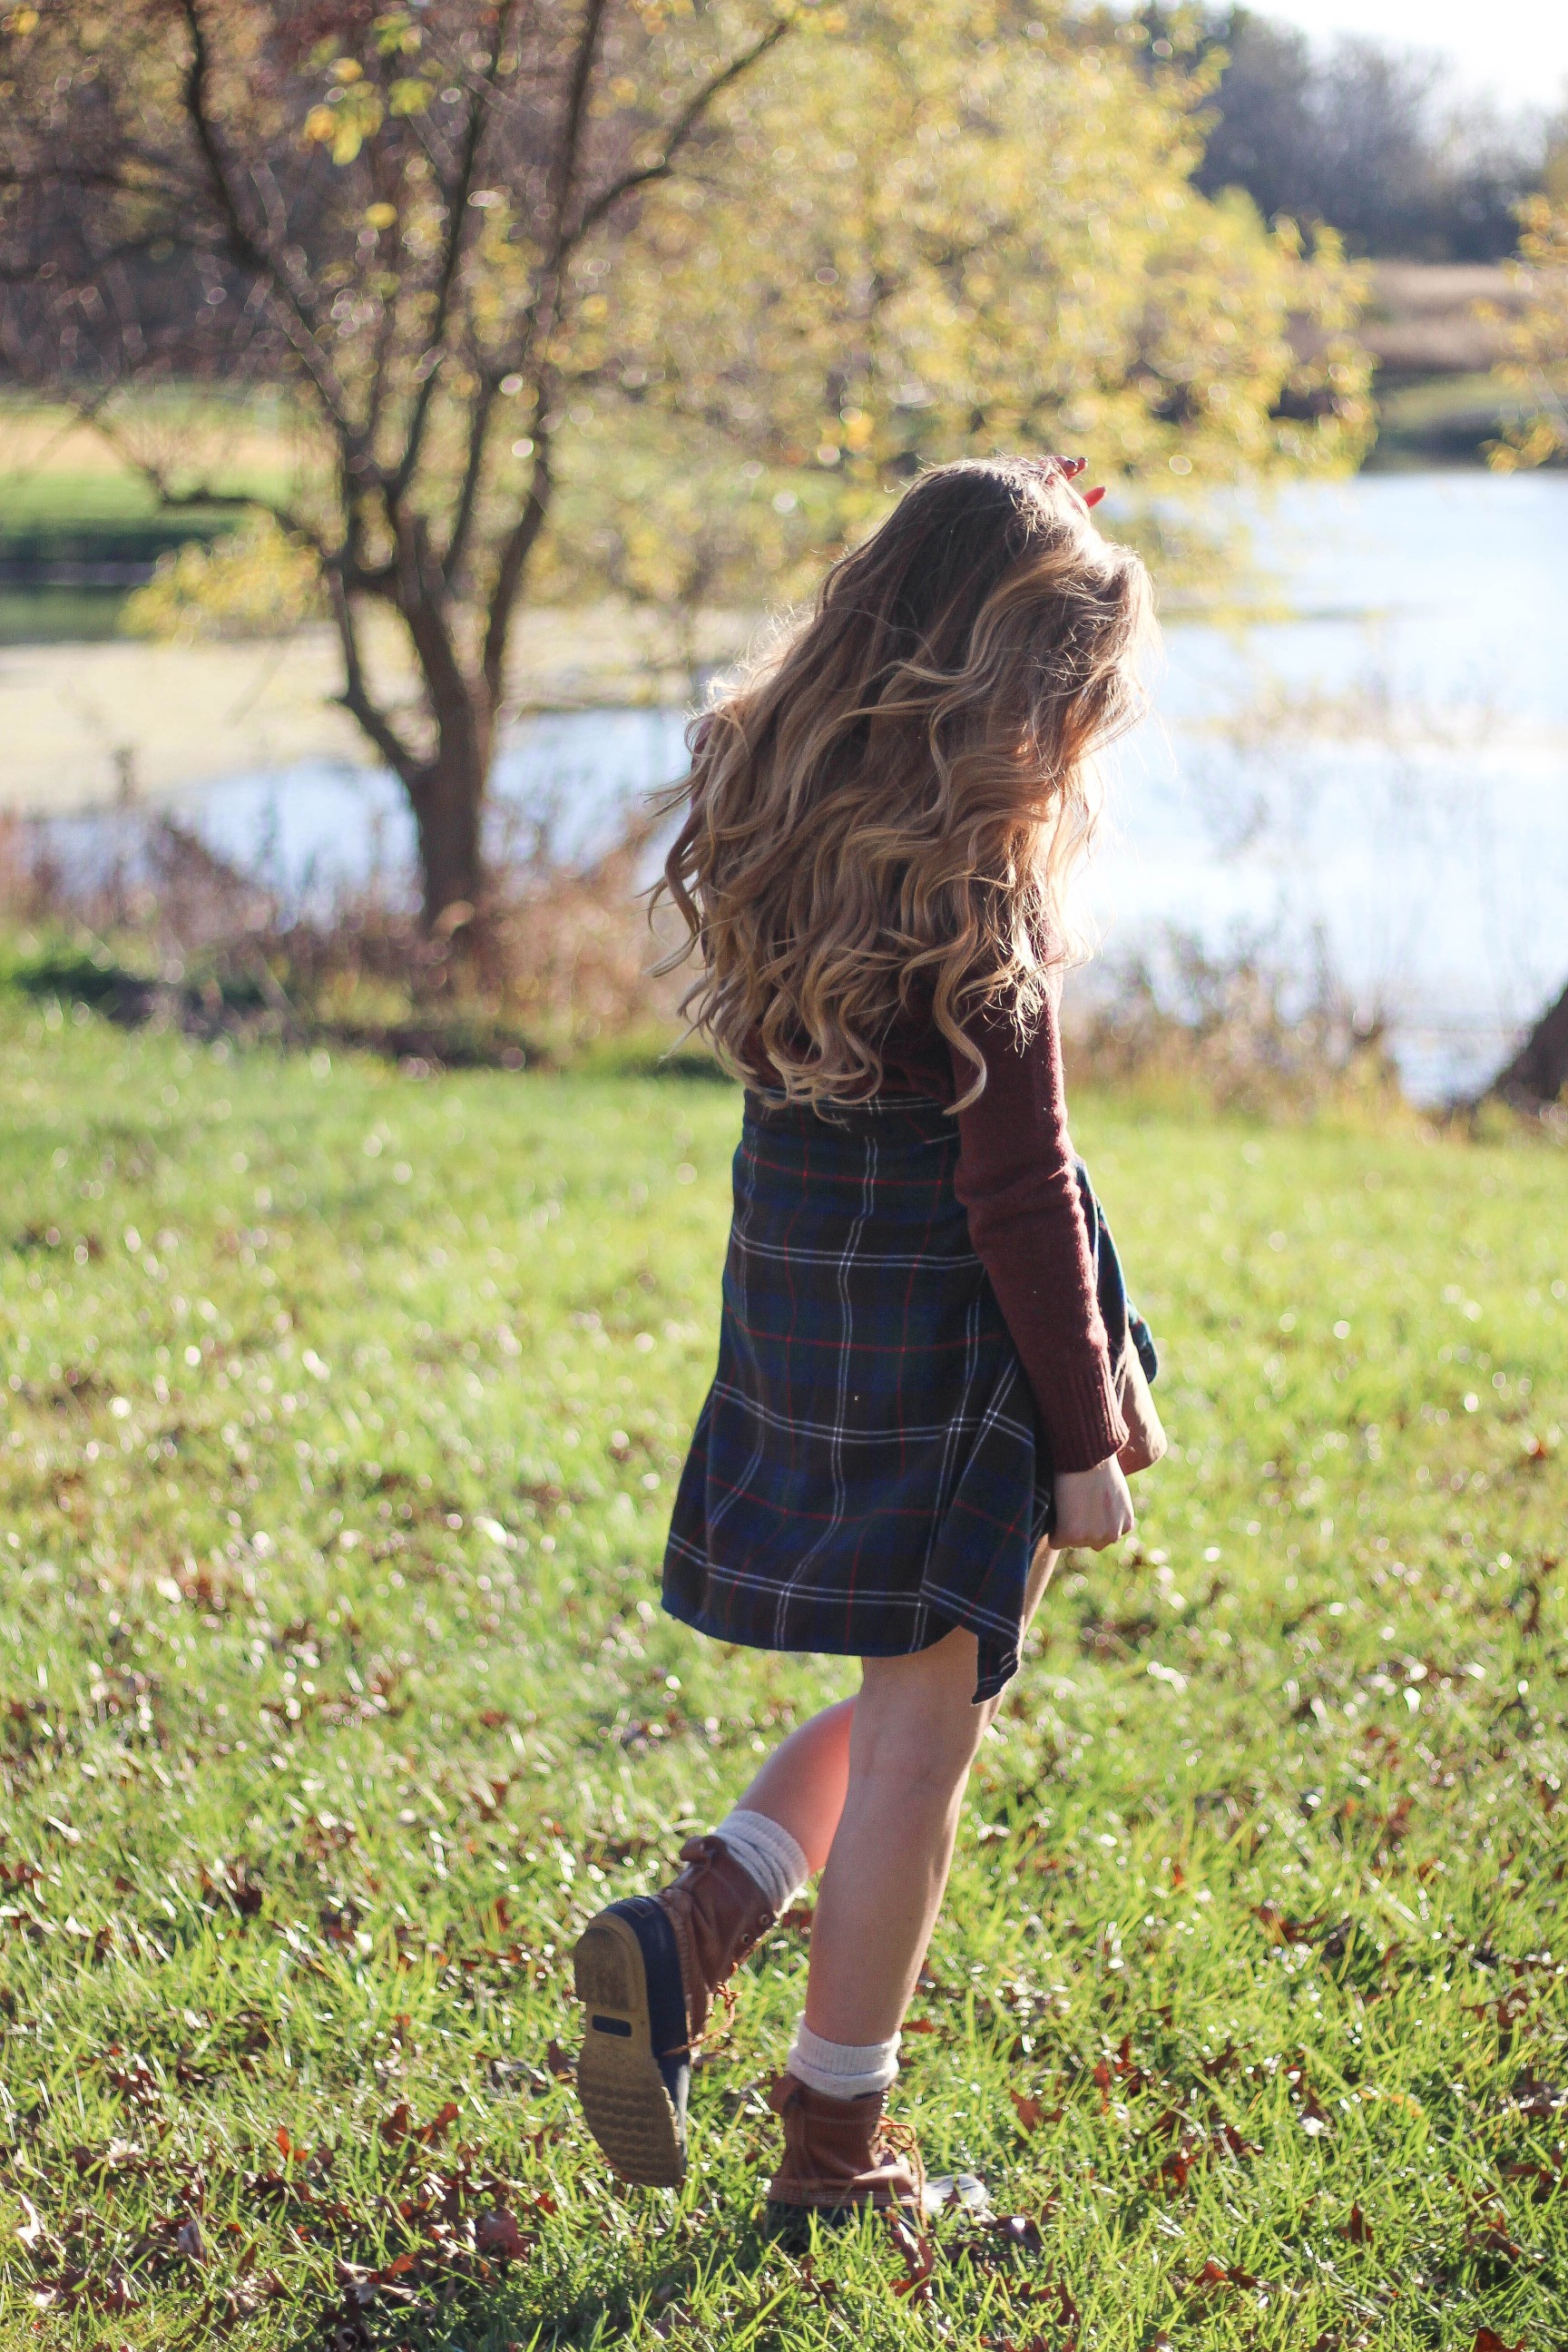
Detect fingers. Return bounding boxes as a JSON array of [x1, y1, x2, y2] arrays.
[[1053, 1504, 1137, 1551], [1041, 456, 1106, 509], [1053, 1460, 1135, 1552]]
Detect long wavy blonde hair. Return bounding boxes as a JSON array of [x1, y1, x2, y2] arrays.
[[657, 457, 1155, 1106]]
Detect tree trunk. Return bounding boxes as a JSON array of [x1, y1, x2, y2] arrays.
[[412, 745, 487, 935], [1487, 975, 1568, 1108]]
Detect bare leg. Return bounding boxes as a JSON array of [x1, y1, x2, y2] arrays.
[[571, 1551, 1056, 2190], [731, 1697, 856, 1874], [804, 1545, 1058, 2043]]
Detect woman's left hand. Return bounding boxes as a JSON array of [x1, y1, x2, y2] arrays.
[[1053, 1455, 1135, 1550]]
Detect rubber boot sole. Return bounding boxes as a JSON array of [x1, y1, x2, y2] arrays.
[[572, 1901, 689, 2188]]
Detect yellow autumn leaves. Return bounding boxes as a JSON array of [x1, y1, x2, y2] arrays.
[[610, 1, 1373, 508], [302, 22, 432, 164], [1492, 195, 1568, 468]]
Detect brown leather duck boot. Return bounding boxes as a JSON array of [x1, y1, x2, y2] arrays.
[[572, 1836, 779, 2188], [765, 2072, 925, 2219], [659, 1835, 779, 2048]]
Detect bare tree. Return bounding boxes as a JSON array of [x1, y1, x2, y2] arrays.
[[1148, 5, 1544, 262], [0, 0, 789, 932]]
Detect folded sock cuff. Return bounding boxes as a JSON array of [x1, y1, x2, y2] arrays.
[[713, 1808, 808, 1917], [788, 2018, 901, 2100]]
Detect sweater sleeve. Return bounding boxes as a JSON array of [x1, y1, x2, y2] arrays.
[[949, 996, 1129, 1474]]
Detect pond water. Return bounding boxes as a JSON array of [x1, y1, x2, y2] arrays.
[[24, 471, 1568, 1102], [1092, 470, 1568, 1101]]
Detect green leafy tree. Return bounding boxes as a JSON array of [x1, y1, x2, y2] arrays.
[[627, 4, 1368, 478], [581, 0, 1369, 616], [0, 0, 794, 929], [0, 0, 1370, 934]]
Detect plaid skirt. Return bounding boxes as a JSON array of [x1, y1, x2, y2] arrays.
[[662, 1092, 1056, 1702]]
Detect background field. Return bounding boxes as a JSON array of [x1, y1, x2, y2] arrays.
[[1, 990, 1565, 2349]]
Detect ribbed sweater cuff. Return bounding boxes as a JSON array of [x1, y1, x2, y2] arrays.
[[1039, 1350, 1130, 1474]]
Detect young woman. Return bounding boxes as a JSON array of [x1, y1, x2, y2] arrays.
[[571, 456, 1164, 2219]]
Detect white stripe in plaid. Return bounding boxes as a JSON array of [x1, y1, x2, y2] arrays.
[[662, 1092, 1052, 1703]]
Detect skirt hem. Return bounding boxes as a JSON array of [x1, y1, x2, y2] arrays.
[[660, 1589, 1018, 1706]]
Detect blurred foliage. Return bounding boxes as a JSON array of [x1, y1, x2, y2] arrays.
[[1489, 197, 1568, 470], [21, 0, 1374, 656], [122, 515, 325, 643], [534, 0, 1373, 612], [1148, 5, 1553, 266]]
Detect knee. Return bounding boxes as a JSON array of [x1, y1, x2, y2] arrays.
[[853, 1637, 990, 1789]]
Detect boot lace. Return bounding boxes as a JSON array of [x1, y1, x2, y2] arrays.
[[655, 1842, 777, 2063], [877, 2115, 926, 2207], [662, 1975, 739, 2064]]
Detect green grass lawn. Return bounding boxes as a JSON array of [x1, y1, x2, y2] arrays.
[[1, 994, 1565, 2351]]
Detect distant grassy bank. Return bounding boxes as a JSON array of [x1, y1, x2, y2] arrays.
[[1, 991, 1565, 2348], [0, 397, 289, 605], [1367, 372, 1541, 472]]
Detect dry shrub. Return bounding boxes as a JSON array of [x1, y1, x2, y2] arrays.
[[479, 810, 685, 1043], [1063, 932, 1409, 1119], [0, 808, 272, 953], [1, 809, 1425, 1112], [0, 801, 685, 1063]]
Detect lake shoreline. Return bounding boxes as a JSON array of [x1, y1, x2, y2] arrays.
[[5, 475, 1564, 1108], [0, 603, 748, 813]]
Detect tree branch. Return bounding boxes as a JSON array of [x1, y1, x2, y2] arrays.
[[547, 0, 612, 276], [494, 0, 612, 458], [392, 512, 482, 763], [177, 0, 359, 440], [481, 435, 552, 709], [441, 370, 501, 591], [0, 161, 193, 207], [361, 191, 409, 454], [3, 375, 333, 564], [387, 1, 519, 504], [571, 17, 791, 245], [327, 572, 424, 788], [466, 0, 616, 700], [474, 14, 794, 710]]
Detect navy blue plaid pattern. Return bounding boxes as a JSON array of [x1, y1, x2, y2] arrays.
[[662, 1092, 1053, 1702]]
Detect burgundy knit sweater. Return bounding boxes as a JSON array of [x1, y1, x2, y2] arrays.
[[746, 992, 1129, 1475]]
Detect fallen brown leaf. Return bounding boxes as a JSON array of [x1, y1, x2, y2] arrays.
[[1253, 1901, 1325, 1945], [1191, 2255, 1259, 2291], [887, 2210, 936, 2299], [475, 2208, 531, 2259]]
